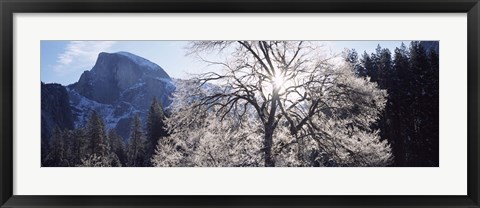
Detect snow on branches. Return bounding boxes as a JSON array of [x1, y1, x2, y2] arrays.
[[152, 41, 393, 167]]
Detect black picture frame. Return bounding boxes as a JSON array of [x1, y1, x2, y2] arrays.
[[1, 0, 479, 207]]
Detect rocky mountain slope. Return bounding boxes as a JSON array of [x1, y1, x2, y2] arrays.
[[42, 52, 175, 141], [41, 83, 75, 147]]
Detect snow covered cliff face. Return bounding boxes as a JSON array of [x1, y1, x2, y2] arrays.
[[68, 52, 175, 140], [74, 52, 172, 105]]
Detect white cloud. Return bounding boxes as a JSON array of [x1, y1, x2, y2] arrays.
[[54, 41, 116, 73]]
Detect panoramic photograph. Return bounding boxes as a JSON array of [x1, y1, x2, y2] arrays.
[[41, 40, 439, 167]]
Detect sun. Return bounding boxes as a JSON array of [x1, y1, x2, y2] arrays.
[[263, 71, 295, 98], [272, 73, 286, 90]]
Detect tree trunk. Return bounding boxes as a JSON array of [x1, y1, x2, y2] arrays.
[[264, 83, 280, 167], [264, 126, 275, 167]]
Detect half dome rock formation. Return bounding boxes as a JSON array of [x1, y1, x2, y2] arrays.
[[64, 51, 175, 140], [73, 52, 172, 106]]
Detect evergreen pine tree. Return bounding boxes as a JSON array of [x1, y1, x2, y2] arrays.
[[145, 97, 168, 166], [69, 128, 87, 166], [108, 129, 127, 166], [359, 51, 374, 78], [346, 49, 366, 77], [408, 41, 439, 166], [85, 111, 110, 156], [44, 127, 68, 167], [76, 110, 122, 167], [127, 114, 147, 167], [374, 48, 394, 141], [426, 48, 439, 166], [367, 45, 382, 83], [377, 48, 393, 89]]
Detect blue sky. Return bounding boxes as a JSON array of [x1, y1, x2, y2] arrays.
[[41, 41, 410, 85]]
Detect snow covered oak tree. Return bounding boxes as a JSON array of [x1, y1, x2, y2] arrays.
[[152, 41, 393, 167]]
